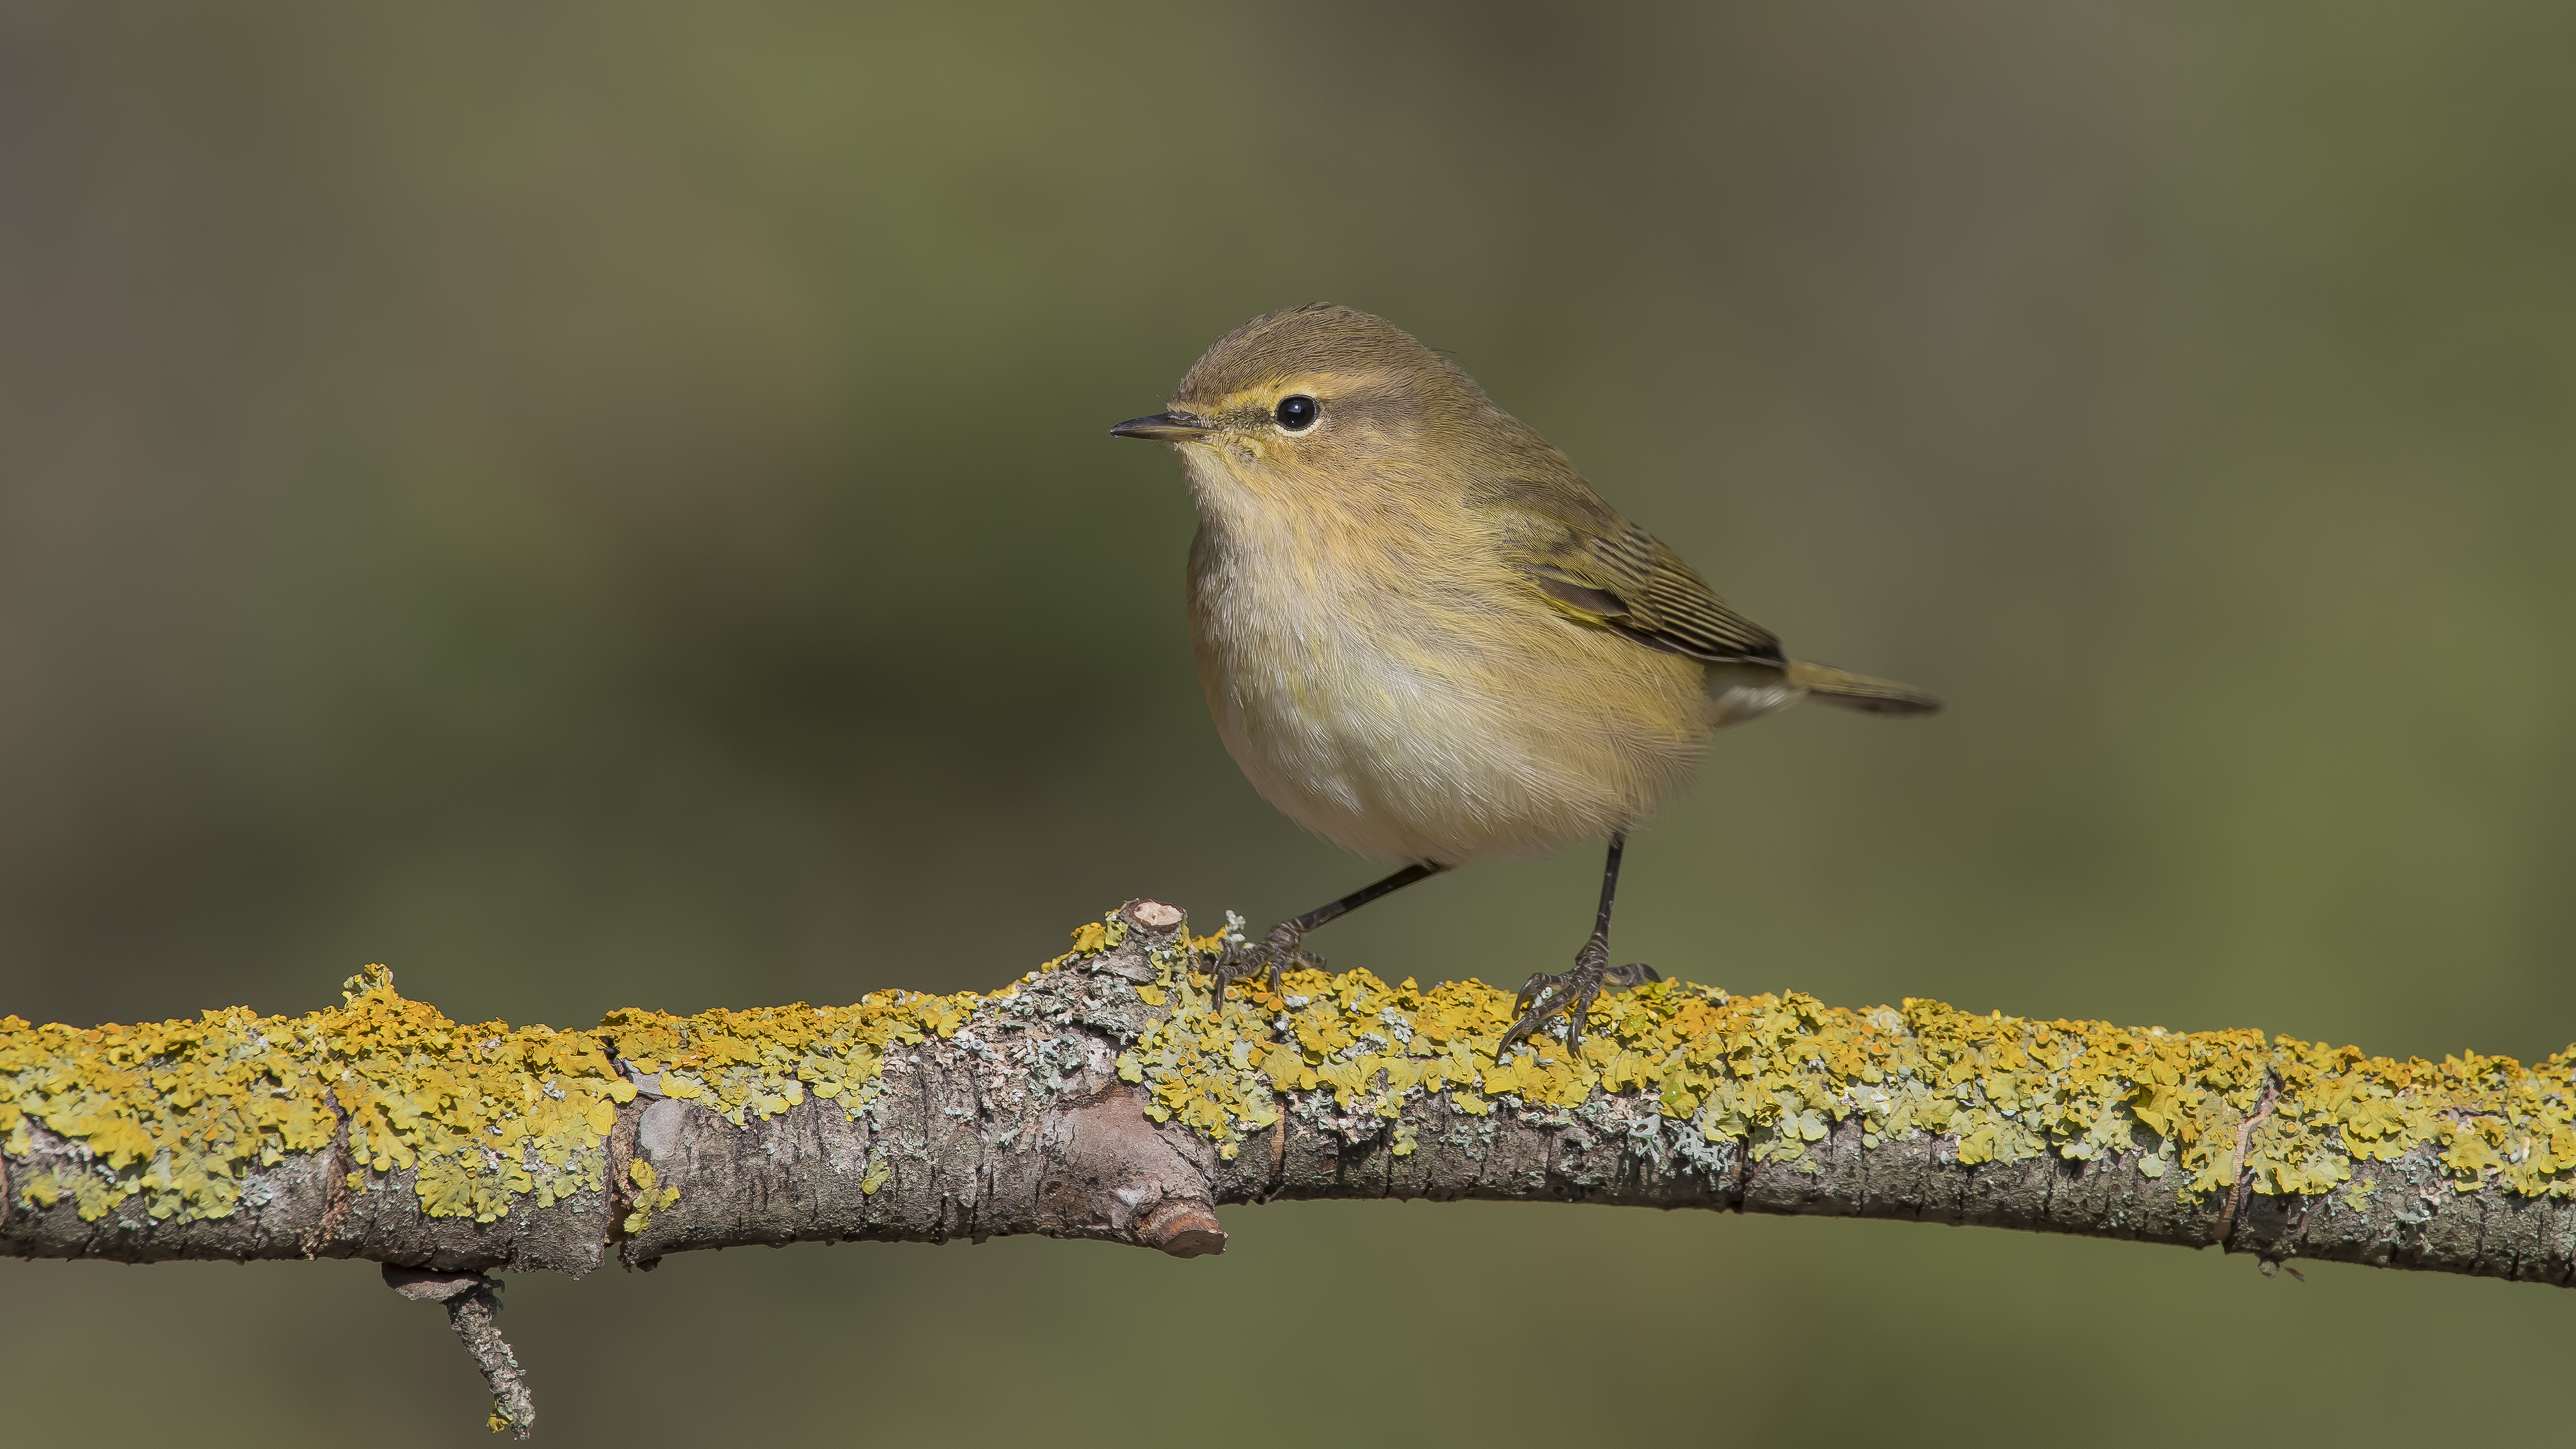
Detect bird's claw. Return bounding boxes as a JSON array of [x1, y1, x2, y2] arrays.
[[1499, 942, 1659, 1052], [1205, 922, 1322, 1005]]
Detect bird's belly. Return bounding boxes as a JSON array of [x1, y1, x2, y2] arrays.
[[1194, 601, 1712, 865]]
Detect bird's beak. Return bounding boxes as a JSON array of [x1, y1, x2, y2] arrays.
[[1109, 411, 1216, 443]]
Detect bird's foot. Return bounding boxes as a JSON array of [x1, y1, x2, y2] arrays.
[[1499, 940, 1659, 1053], [1206, 921, 1324, 1006]]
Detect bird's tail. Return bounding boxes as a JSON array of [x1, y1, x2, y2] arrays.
[[1786, 661, 1943, 716]]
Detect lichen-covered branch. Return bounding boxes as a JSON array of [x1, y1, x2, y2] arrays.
[[11, 898, 2576, 1393]]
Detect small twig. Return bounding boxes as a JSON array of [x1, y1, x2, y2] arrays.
[[2212, 1073, 2284, 1247], [301, 1097, 353, 1258], [385, 1266, 535, 1438], [605, 1097, 643, 1267]]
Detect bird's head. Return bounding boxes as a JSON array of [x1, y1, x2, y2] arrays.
[[1110, 303, 1561, 520]]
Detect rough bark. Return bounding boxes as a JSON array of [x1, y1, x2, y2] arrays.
[[9, 898, 2576, 1431]]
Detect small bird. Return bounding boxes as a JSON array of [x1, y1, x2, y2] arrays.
[[1112, 305, 1937, 1048]]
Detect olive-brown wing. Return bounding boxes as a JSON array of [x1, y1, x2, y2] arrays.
[[1515, 517, 1786, 665]]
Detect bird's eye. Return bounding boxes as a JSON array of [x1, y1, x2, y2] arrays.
[[1274, 395, 1319, 431]]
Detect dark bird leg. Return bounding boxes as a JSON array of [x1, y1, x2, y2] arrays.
[[1211, 862, 1447, 1002], [1501, 833, 1660, 1052]]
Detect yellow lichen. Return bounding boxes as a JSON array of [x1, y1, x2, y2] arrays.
[[1121, 920, 2576, 1203], [1043, 918, 1126, 969], [11, 907, 2576, 1234], [619, 1159, 680, 1235], [0, 965, 977, 1226]]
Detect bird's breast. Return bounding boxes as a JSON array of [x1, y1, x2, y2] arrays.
[[1184, 510, 1715, 865]]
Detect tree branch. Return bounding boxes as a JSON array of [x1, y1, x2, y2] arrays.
[[10, 898, 2576, 1432]]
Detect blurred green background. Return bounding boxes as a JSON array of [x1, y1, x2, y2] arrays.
[[5, 2, 2573, 1443]]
